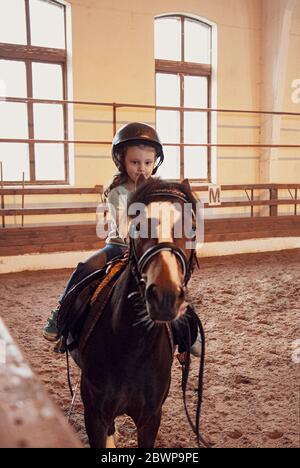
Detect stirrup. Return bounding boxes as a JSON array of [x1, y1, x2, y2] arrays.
[[53, 336, 66, 354]]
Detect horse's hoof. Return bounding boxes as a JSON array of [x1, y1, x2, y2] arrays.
[[106, 435, 116, 448]]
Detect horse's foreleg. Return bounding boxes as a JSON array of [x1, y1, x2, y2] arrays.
[[137, 410, 162, 448], [83, 408, 107, 448], [106, 422, 117, 448], [84, 411, 116, 447], [81, 378, 107, 448]]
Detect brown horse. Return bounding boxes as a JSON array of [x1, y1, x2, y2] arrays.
[[70, 177, 200, 448]]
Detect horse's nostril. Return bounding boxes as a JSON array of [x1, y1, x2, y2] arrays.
[[178, 287, 185, 300], [146, 284, 158, 302]]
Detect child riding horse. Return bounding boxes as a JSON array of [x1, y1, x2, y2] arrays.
[[67, 177, 201, 448]]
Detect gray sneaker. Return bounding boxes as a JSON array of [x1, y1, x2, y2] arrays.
[[43, 307, 60, 342]]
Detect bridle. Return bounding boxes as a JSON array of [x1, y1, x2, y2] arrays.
[[128, 190, 197, 288], [130, 241, 195, 288]]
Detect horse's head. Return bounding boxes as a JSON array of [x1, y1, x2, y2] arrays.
[[128, 176, 199, 322]]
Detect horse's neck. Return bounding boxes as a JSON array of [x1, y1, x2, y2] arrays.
[[111, 267, 153, 333], [109, 266, 172, 359]]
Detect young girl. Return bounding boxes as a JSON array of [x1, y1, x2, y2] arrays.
[[43, 122, 164, 342], [43, 122, 201, 357]]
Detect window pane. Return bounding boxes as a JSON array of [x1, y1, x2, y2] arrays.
[[32, 63, 63, 100], [33, 104, 64, 140], [184, 76, 208, 109], [155, 17, 181, 61], [184, 112, 207, 144], [184, 19, 211, 64], [156, 110, 180, 144], [0, 143, 30, 181], [35, 143, 65, 180], [156, 73, 180, 107], [0, 60, 27, 98], [0, 0, 27, 45], [156, 146, 180, 180], [184, 147, 207, 179], [0, 102, 28, 138], [30, 0, 65, 49]]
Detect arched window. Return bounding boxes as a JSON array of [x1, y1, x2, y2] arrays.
[[154, 15, 214, 182], [0, 0, 72, 185]]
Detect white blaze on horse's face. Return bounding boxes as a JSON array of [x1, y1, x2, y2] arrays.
[[147, 201, 181, 243], [142, 201, 186, 319]]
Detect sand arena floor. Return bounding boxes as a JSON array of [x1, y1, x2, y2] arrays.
[[0, 249, 299, 448]]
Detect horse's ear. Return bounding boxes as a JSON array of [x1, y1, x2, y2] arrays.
[[181, 178, 191, 191], [135, 174, 147, 189]]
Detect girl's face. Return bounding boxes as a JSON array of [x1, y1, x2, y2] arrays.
[[124, 145, 156, 185]]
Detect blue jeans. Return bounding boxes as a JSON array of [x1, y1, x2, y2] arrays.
[[60, 243, 128, 302]]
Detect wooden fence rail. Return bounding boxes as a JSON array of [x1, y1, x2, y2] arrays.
[[0, 184, 299, 256], [1, 216, 300, 256], [0, 199, 300, 219], [0, 183, 299, 225]]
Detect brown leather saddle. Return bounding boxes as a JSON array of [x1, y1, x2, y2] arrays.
[[57, 255, 128, 352]]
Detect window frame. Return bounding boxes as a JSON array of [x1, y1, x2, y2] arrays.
[[0, 0, 70, 186], [155, 14, 213, 183]]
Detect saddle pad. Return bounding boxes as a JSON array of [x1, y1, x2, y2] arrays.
[[90, 259, 126, 305], [57, 255, 127, 346], [78, 259, 128, 354]]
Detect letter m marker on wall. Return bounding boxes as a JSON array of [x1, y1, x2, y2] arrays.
[[208, 184, 221, 206]]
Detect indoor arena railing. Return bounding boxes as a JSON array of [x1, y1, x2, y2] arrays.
[[0, 183, 299, 229]]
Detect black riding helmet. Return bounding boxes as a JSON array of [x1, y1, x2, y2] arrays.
[[111, 122, 164, 174]]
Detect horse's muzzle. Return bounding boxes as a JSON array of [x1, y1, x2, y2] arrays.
[[145, 284, 185, 322]]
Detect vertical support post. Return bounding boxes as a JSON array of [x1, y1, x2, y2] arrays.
[[22, 172, 25, 227], [179, 74, 184, 181], [180, 16, 185, 181], [0, 162, 5, 228], [113, 103, 117, 136], [269, 188, 278, 217], [295, 189, 298, 216], [251, 189, 254, 217]]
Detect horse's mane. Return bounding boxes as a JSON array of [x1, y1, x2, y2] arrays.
[[128, 177, 199, 212]]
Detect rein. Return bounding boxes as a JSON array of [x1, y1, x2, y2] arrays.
[[179, 307, 212, 449]]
